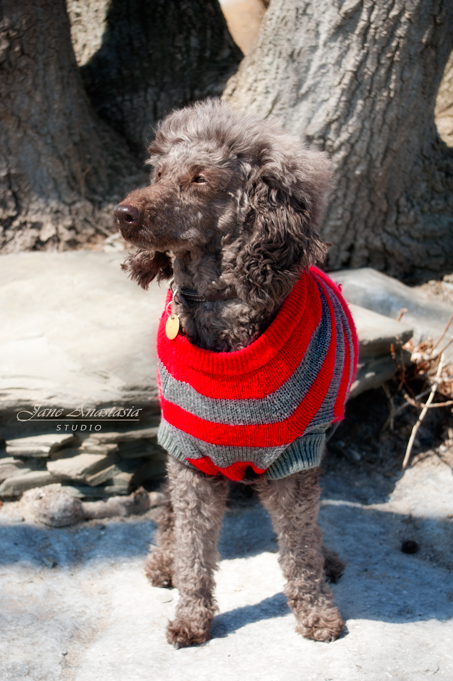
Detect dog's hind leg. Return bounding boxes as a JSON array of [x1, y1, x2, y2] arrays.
[[257, 468, 344, 642], [145, 483, 175, 588], [165, 456, 229, 648]]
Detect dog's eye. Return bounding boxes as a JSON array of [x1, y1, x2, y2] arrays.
[[193, 176, 207, 184]]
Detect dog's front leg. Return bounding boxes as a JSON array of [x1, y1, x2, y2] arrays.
[[257, 468, 344, 642], [145, 484, 175, 588], [165, 456, 228, 648]]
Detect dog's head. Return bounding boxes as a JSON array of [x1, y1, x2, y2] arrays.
[[116, 100, 331, 310]]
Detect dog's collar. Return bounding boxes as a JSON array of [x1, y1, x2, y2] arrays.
[[169, 279, 238, 309]]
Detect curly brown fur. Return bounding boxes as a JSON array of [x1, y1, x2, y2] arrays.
[[116, 101, 344, 647], [163, 456, 229, 647], [122, 249, 173, 288], [256, 469, 344, 641], [115, 99, 330, 352], [144, 484, 175, 588]]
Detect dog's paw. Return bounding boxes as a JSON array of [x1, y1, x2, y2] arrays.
[[296, 607, 344, 642], [166, 618, 211, 648], [144, 553, 173, 588]]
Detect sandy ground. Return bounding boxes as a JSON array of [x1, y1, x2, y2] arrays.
[[1, 448, 452, 681]]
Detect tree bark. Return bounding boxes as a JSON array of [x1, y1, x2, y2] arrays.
[[225, 0, 453, 281], [0, 0, 141, 253], [79, 0, 243, 153]]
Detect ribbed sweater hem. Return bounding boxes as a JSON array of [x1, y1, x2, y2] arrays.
[[158, 422, 324, 480], [266, 432, 324, 479], [158, 425, 191, 468]]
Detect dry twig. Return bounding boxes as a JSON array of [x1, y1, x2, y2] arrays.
[[380, 308, 453, 463], [402, 356, 444, 470], [431, 311, 453, 353]]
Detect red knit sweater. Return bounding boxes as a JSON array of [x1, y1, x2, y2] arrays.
[[156, 267, 358, 482]]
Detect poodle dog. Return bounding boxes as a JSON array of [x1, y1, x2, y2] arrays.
[[114, 100, 357, 648]]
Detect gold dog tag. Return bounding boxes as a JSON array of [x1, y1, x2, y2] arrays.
[[166, 314, 180, 339]]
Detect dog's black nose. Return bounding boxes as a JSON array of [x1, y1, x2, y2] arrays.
[[114, 203, 142, 233]]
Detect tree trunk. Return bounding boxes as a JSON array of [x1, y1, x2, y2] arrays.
[[78, 0, 243, 153], [225, 0, 453, 281], [0, 0, 141, 253]]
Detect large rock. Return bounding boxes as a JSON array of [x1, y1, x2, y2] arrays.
[[0, 470, 58, 498], [330, 268, 453, 359], [1, 252, 424, 441], [348, 303, 413, 397], [6, 433, 78, 458], [82, 427, 160, 446], [47, 452, 118, 482], [0, 458, 30, 482], [0, 425, 167, 500], [0, 251, 168, 424], [350, 353, 411, 399], [85, 464, 124, 487], [349, 303, 413, 359]]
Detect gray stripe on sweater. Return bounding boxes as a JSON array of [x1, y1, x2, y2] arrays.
[[158, 419, 287, 468], [158, 288, 333, 426], [158, 418, 327, 476], [308, 278, 345, 428]]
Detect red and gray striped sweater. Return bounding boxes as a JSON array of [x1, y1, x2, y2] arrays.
[[156, 266, 358, 482]]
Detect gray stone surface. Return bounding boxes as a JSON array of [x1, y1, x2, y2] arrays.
[[331, 268, 453, 359], [350, 353, 411, 399], [0, 458, 29, 482], [57, 484, 116, 500], [103, 472, 133, 495], [0, 470, 58, 497], [47, 452, 119, 482], [84, 464, 124, 487], [6, 433, 78, 457], [78, 442, 119, 456], [0, 455, 452, 681], [1, 426, 166, 500], [348, 303, 413, 397], [1, 253, 421, 429], [84, 427, 160, 445], [349, 303, 413, 359], [2, 254, 447, 501], [0, 251, 168, 418]]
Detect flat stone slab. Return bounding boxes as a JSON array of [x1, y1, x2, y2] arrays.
[[1, 254, 417, 431], [349, 303, 413, 359], [350, 353, 410, 399], [6, 433, 78, 457], [0, 458, 29, 482], [331, 268, 453, 360], [348, 303, 413, 397], [0, 455, 451, 681], [47, 452, 119, 482], [0, 426, 167, 500], [0, 251, 168, 422], [0, 470, 58, 497]]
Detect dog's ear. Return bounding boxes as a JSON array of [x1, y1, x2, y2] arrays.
[[121, 250, 173, 289], [233, 147, 331, 312]]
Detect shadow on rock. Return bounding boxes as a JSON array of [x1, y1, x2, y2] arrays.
[[211, 592, 290, 638]]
